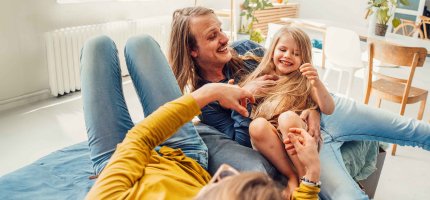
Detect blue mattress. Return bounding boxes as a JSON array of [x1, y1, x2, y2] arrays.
[[0, 142, 95, 200], [0, 139, 381, 200]]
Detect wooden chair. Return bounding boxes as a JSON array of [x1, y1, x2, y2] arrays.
[[393, 19, 424, 39], [364, 39, 428, 156], [419, 16, 430, 40]]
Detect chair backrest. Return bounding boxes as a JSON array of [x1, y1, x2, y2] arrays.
[[325, 26, 363, 68], [365, 39, 427, 103], [368, 39, 427, 70]]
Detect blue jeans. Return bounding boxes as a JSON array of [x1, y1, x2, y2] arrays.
[[318, 94, 430, 199], [195, 123, 279, 177], [80, 35, 208, 175]]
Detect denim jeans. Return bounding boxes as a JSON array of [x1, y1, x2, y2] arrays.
[[80, 35, 208, 175], [322, 94, 430, 149], [318, 94, 430, 200], [195, 123, 278, 177]]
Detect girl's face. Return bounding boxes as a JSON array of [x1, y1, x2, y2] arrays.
[[272, 35, 302, 75]]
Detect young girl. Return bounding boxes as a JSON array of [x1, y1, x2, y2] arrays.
[[239, 26, 334, 195]]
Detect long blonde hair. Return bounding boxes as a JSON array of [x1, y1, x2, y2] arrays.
[[240, 26, 317, 122], [194, 172, 283, 200], [169, 6, 250, 93]]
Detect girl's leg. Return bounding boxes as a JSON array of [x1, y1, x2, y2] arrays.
[[319, 131, 369, 200], [80, 35, 134, 175], [278, 111, 307, 177], [249, 117, 299, 194], [124, 35, 208, 169], [322, 94, 430, 150]]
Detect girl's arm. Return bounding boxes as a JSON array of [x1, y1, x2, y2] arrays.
[[300, 63, 335, 115]]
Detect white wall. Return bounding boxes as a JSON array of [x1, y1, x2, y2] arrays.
[[0, 0, 193, 110], [290, 0, 368, 27], [204, 0, 370, 40]]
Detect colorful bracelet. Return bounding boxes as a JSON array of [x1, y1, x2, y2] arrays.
[[300, 176, 321, 188]]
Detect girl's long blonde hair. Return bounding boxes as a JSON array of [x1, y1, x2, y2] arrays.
[[169, 7, 250, 93], [240, 26, 317, 123]]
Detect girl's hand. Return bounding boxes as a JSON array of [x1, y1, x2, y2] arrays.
[[299, 63, 319, 85], [241, 74, 278, 96], [285, 128, 321, 185]]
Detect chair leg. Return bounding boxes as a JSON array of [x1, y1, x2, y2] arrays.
[[376, 97, 382, 108], [323, 67, 331, 85], [337, 71, 343, 94], [345, 70, 355, 98], [391, 144, 398, 156], [417, 97, 427, 120]]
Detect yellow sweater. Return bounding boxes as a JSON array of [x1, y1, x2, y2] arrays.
[[86, 94, 320, 200], [293, 184, 321, 200]]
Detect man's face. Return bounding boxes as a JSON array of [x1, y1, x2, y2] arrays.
[[189, 14, 232, 70]]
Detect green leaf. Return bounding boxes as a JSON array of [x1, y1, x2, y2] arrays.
[[250, 29, 264, 43], [257, 1, 262, 9], [399, 0, 409, 6], [392, 18, 401, 28]]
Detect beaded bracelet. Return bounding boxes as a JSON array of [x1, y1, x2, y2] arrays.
[[300, 176, 322, 188]]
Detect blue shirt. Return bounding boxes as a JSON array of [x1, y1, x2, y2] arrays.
[[198, 40, 265, 148]]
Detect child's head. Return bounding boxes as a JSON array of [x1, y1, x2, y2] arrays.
[[239, 26, 317, 120], [261, 26, 313, 76]]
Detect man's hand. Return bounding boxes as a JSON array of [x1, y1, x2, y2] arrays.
[[284, 128, 320, 182], [241, 74, 278, 96], [191, 83, 255, 117]]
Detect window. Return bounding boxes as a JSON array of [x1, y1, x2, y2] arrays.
[[393, 0, 426, 23]]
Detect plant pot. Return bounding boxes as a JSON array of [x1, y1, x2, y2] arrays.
[[375, 23, 388, 36]]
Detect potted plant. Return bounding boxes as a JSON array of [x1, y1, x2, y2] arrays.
[[239, 0, 273, 42], [250, 28, 265, 43], [365, 0, 409, 36]]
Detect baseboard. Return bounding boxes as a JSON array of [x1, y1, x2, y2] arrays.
[[0, 89, 51, 112]]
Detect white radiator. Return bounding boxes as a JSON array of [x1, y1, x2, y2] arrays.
[[45, 16, 172, 96]]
